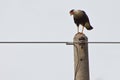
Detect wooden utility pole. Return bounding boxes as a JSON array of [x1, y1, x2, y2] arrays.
[[74, 32, 90, 80]]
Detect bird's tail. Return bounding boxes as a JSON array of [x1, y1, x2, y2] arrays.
[[85, 22, 93, 30], [86, 26, 93, 30]]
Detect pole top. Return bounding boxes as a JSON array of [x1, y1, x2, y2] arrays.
[[74, 32, 88, 42]]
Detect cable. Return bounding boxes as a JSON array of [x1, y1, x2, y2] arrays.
[[0, 41, 119, 44], [0, 41, 67, 44]]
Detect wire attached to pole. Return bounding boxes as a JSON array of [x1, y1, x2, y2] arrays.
[[0, 41, 119, 44]]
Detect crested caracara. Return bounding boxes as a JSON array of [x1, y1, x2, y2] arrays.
[[70, 9, 93, 33]]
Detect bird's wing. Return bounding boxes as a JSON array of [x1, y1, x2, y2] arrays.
[[81, 11, 90, 23], [81, 11, 93, 30]]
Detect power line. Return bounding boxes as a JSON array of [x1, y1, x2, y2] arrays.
[[87, 42, 120, 44], [0, 41, 119, 44], [0, 41, 67, 44]]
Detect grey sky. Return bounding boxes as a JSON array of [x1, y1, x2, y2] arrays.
[[0, 0, 120, 80]]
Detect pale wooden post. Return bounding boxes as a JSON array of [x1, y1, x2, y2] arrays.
[[73, 32, 90, 80]]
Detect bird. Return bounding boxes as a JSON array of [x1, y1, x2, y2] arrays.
[[69, 9, 93, 33]]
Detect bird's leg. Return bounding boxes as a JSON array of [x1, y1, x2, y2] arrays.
[[81, 26, 84, 34], [77, 27, 79, 33]]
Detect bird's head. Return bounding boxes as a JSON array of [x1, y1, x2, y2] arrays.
[[69, 9, 75, 16]]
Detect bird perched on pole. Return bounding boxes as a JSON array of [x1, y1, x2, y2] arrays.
[[69, 9, 93, 33]]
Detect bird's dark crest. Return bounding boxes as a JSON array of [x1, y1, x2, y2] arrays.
[[70, 9, 74, 13]]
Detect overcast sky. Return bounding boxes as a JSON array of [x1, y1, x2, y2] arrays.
[[0, 0, 120, 80]]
